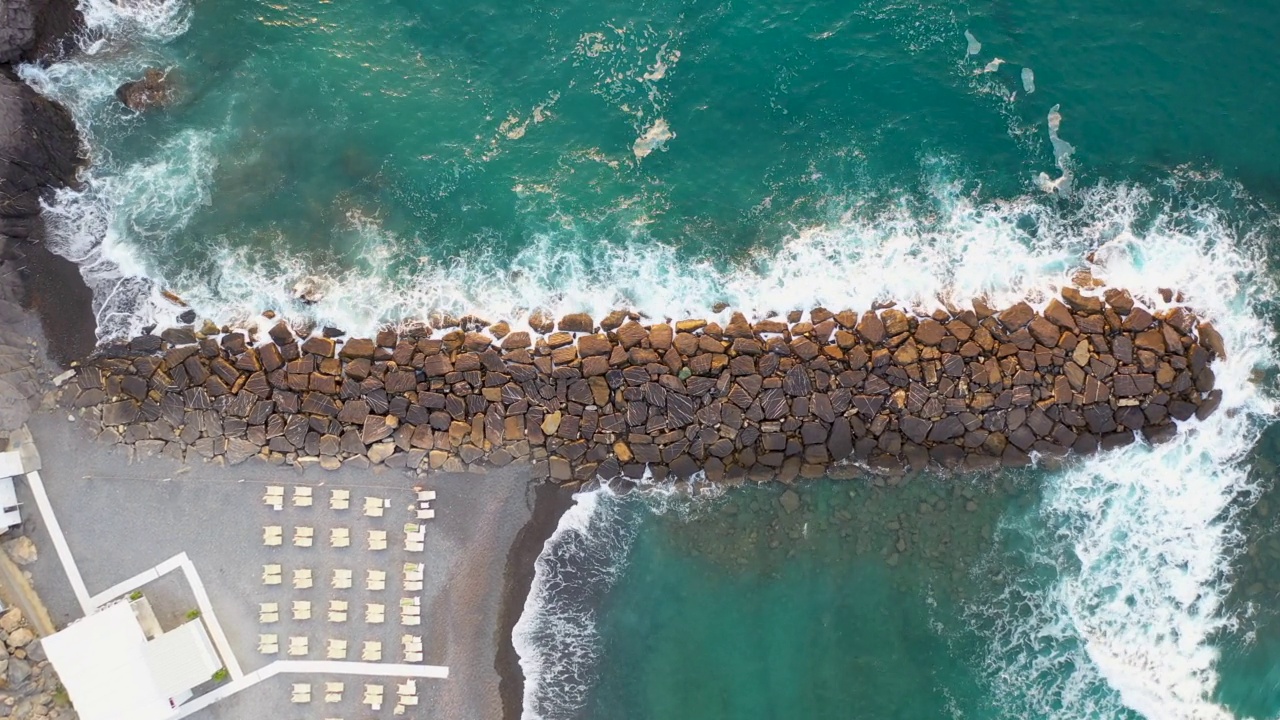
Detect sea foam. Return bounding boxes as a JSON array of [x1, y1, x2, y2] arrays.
[[967, 180, 1278, 720], [510, 175, 1279, 720]]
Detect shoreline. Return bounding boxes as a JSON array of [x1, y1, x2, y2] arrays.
[[497, 480, 578, 720], [1, 0, 97, 369]]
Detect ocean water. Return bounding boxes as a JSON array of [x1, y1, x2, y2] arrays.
[[20, 0, 1280, 717]]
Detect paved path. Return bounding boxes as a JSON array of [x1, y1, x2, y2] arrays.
[[22, 470, 92, 614], [17, 425, 452, 718]]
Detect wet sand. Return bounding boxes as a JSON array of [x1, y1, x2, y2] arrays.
[[17, 231, 95, 367], [497, 481, 578, 720]]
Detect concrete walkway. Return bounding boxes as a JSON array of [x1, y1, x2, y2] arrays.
[[15, 425, 450, 717]]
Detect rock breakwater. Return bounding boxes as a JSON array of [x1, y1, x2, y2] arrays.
[[63, 289, 1224, 483]]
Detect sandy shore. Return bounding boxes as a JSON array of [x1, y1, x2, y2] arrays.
[[497, 480, 578, 720], [17, 407, 567, 718]]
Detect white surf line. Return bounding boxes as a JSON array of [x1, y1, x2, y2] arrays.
[[87, 552, 245, 680], [21, 470, 93, 615], [171, 659, 450, 719]]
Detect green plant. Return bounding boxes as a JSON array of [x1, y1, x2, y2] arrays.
[[186, 609, 201, 620], [128, 591, 143, 601], [211, 667, 228, 683]]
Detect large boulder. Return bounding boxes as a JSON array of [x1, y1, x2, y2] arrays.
[[0, 73, 82, 243], [115, 68, 175, 111]]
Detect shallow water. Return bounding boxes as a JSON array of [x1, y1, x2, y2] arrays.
[[20, 0, 1280, 717]]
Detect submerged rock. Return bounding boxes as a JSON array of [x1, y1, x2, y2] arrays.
[[116, 68, 175, 112]]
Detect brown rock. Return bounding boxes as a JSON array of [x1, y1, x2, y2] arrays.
[[502, 331, 532, 350], [339, 337, 375, 359], [675, 319, 707, 333], [856, 312, 885, 344], [578, 334, 612, 357], [116, 68, 174, 111], [300, 336, 336, 358], [649, 323, 674, 350], [1121, 307, 1154, 332], [529, 310, 555, 334], [1105, 288, 1135, 314], [914, 319, 947, 346], [1061, 288, 1104, 313], [1133, 329, 1165, 353], [997, 302, 1035, 329], [1027, 316, 1059, 347], [558, 313, 595, 333], [1198, 322, 1226, 359]]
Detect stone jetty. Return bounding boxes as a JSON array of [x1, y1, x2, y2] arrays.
[[62, 288, 1225, 484]]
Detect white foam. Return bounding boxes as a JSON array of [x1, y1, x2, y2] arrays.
[[965, 30, 982, 56], [512, 488, 641, 720], [77, 0, 191, 45], [38, 129, 217, 339], [1021, 67, 1036, 94], [632, 117, 675, 160], [969, 180, 1278, 719], [1037, 104, 1076, 196]]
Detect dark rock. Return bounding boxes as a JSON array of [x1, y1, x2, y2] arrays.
[[116, 68, 175, 111], [1, 73, 83, 244]]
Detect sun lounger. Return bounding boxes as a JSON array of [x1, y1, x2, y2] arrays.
[[328, 599, 348, 622], [332, 568, 352, 589], [292, 600, 311, 620], [257, 633, 278, 654], [326, 638, 348, 660], [330, 488, 350, 510], [262, 564, 282, 585], [290, 683, 310, 703], [324, 681, 343, 703], [259, 602, 279, 623], [288, 636, 308, 656], [362, 641, 382, 662]]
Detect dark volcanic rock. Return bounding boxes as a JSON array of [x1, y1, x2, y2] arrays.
[[0, 73, 82, 242]]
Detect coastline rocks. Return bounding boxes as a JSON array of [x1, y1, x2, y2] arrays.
[[0, 0, 80, 65], [68, 289, 1224, 485], [115, 68, 174, 112], [0, 73, 82, 244]]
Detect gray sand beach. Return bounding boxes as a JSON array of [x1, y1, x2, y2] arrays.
[[15, 408, 545, 719]]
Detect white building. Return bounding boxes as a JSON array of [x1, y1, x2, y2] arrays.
[[42, 598, 224, 720]]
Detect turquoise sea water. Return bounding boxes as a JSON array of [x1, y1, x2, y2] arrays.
[[20, 0, 1280, 717]]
